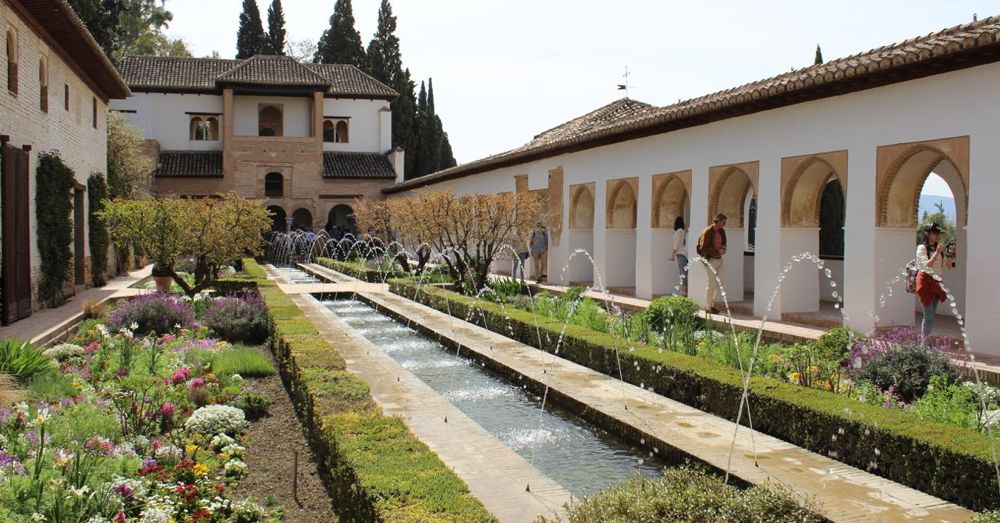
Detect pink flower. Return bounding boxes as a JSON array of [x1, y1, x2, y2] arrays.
[[116, 368, 129, 378], [116, 511, 126, 523], [171, 367, 191, 384], [188, 377, 205, 389], [161, 333, 176, 343], [84, 341, 99, 353], [159, 402, 176, 418]]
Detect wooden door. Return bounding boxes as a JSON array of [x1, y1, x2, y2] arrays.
[[2, 143, 31, 324]]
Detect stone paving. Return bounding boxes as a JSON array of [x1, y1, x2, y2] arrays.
[[0, 265, 150, 345], [299, 262, 977, 523]]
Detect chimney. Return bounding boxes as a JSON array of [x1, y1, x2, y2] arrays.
[[389, 146, 405, 184], [379, 106, 392, 153]]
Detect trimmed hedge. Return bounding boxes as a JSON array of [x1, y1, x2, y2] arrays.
[[237, 259, 495, 522], [390, 279, 1000, 511], [315, 257, 405, 282]]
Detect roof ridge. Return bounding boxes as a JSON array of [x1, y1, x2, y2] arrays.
[[215, 54, 331, 85]]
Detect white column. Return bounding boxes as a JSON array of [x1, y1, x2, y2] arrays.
[[550, 180, 571, 285], [635, 176, 653, 298], [843, 147, 877, 333], [779, 228, 821, 312], [753, 158, 781, 317], [722, 227, 745, 304], [592, 181, 608, 289], [688, 167, 711, 307], [963, 137, 1000, 355], [873, 228, 916, 326], [379, 107, 392, 154]]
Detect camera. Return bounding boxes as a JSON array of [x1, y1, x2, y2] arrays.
[[945, 240, 957, 260]]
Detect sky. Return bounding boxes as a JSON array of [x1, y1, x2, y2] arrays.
[[161, 0, 996, 197]]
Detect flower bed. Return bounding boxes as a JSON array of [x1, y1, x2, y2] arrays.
[[390, 279, 1000, 511], [0, 295, 279, 522], [242, 259, 496, 522]]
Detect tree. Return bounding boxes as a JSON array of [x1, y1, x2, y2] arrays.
[[68, 0, 175, 63], [107, 112, 154, 199], [285, 38, 317, 62], [314, 0, 366, 67], [439, 127, 457, 169], [414, 79, 442, 177], [130, 32, 192, 57], [99, 194, 272, 296], [814, 44, 824, 65], [265, 0, 286, 55], [365, 0, 401, 85], [236, 0, 266, 59], [918, 200, 956, 245], [67, 0, 124, 60], [395, 69, 419, 179]]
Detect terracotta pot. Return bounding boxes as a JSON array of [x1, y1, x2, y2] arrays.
[[153, 275, 173, 293]]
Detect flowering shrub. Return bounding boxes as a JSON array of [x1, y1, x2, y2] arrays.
[[184, 405, 248, 436], [107, 293, 194, 336], [203, 293, 269, 344], [42, 343, 85, 362], [849, 329, 960, 403]]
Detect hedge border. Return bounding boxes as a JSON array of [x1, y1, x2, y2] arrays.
[[390, 279, 1000, 511], [232, 260, 496, 522], [314, 257, 405, 283]]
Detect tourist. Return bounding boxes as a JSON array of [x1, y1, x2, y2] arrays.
[[530, 223, 548, 282], [916, 222, 951, 343], [696, 213, 727, 314], [516, 243, 530, 282], [669, 216, 689, 295]]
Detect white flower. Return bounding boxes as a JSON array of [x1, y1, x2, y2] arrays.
[[33, 408, 51, 427], [129, 322, 139, 331], [69, 485, 90, 499], [31, 513, 47, 522], [224, 458, 247, 478], [96, 324, 110, 338], [139, 508, 172, 523], [42, 343, 85, 362], [184, 405, 248, 436]]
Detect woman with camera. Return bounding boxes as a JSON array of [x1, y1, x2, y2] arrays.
[[916, 222, 954, 343]]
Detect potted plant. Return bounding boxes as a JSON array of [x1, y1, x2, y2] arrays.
[[151, 263, 173, 293]]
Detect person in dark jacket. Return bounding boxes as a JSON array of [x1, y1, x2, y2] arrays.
[[696, 213, 728, 314]]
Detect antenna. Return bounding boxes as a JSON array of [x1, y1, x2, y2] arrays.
[[617, 66, 636, 98]]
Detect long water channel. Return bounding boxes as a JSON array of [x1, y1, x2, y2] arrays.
[[322, 296, 663, 497]]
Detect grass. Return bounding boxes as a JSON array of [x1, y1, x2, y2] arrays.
[[210, 346, 276, 378], [0, 374, 23, 404]]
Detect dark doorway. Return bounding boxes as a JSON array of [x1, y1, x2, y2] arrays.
[[327, 204, 355, 234], [267, 205, 287, 232], [74, 186, 85, 285], [2, 143, 31, 324], [291, 208, 313, 231]]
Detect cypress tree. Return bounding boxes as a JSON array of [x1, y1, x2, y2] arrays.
[[366, 0, 401, 84], [236, 0, 266, 59], [410, 81, 429, 178], [315, 0, 366, 67], [266, 0, 287, 55], [814, 44, 824, 65], [416, 79, 442, 176], [438, 125, 457, 169], [395, 69, 419, 179]]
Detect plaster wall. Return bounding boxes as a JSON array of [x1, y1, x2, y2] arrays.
[[234, 95, 311, 137], [321, 98, 390, 153], [112, 92, 223, 151], [388, 61, 1000, 353]]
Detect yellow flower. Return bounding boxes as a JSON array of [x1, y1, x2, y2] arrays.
[[185, 444, 198, 455], [767, 353, 785, 364], [808, 365, 821, 375], [193, 463, 210, 476], [71, 380, 82, 390], [219, 451, 230, 462], [788, 371, 801, 383]]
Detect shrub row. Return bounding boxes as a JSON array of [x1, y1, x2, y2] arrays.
[[390, 279, 999, 511], [315, 257, 405, 282], [238, 259, 496, 522]]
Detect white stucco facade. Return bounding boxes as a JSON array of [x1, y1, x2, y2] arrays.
[[321, 98, 393, 153], [113, 92, 224, 151], [388, 61, 1000, 355]]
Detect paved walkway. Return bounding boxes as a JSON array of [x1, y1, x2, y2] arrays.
[[286, 289, 571, 522], [0, 265, 150, 345]]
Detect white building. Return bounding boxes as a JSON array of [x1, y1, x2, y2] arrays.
[[385, 16, 1000, 355], [0, 0, 129, 323]]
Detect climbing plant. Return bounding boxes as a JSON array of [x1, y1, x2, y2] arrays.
[[87, 173, 109, 286], [35, 152, 75, 306]]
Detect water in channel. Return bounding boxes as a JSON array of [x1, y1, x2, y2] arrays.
[[322, 297, 663, 497], [275, 266, 322, 284]]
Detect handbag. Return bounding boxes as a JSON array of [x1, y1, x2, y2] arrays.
[[904, 261, 918, 294]]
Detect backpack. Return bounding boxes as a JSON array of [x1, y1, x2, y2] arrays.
[[904, 261, 918, 294]]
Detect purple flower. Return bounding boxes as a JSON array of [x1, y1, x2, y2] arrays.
[[116, 368, 129, 378], [141, 456, 156, 469]]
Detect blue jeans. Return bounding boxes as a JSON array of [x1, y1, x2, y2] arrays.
[[676, 254, 689, 290], [921, 297, 939, 342]]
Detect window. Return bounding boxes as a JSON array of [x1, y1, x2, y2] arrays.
[[92, 97, 97, 128], [189, 115, 220, 141], [264, 173, 283, 198], [38, 60, 47, 112], [7, 31, 17, 95], [258, 104, 282, 136], [323, 118, 349, 143], [64, 84, 69, 110]]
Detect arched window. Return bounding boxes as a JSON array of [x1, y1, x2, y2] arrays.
[[335, 120, 349, 143], [258, 104, 283, 136], [190, 116, 219, 141], [7, 31, 18, 95], [323, 120, 335, 142], [38, 59, 46, 112], [264, 173, 283, 198]]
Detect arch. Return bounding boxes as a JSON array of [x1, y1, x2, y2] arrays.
[[818, 179, 845, 257], [327, 204, 355, 233], [709, 166, 756, 228], [264, 172, 283, 198], [267, 205, 286, 232], [323, 120, 335, 142], [38, 59, 47, 111], [877, 141, 968, 228], [606, 179, 637, 229], [258, 104, 283, 136], [207, 117, 219, 140], [782, 156, 844, 228], [569, 184, 594, 228], [291, 208, 313, 231], [189, 117, 204, 140], [336, 120, 349, 143], [652, 174, 688, 228], [7, 30, 17, 95]]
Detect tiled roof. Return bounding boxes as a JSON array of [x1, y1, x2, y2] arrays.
[[306, 64, 399, 98], [386, 15, 1000, 193], [217, 55, 330, 87], [323, 152, 396, 179], [155, 151, 223, 178], [117, 56, 396, 98], [519, 98, 658, 152]]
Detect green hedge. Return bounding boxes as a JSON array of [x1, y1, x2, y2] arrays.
[[86, 173, 109, 287], [390, 279, 1000, 511], [240, 259, 495, 522], [315, 257, 405, 282], [36, 152, 75, 306]]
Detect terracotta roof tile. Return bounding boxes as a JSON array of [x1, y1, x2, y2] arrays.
[[216, 55, 330, 87], [305, 64, 398, 98], [155, 151, 223, 178], [322, 152, 396, 179], [118, 56, 240, 90]]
